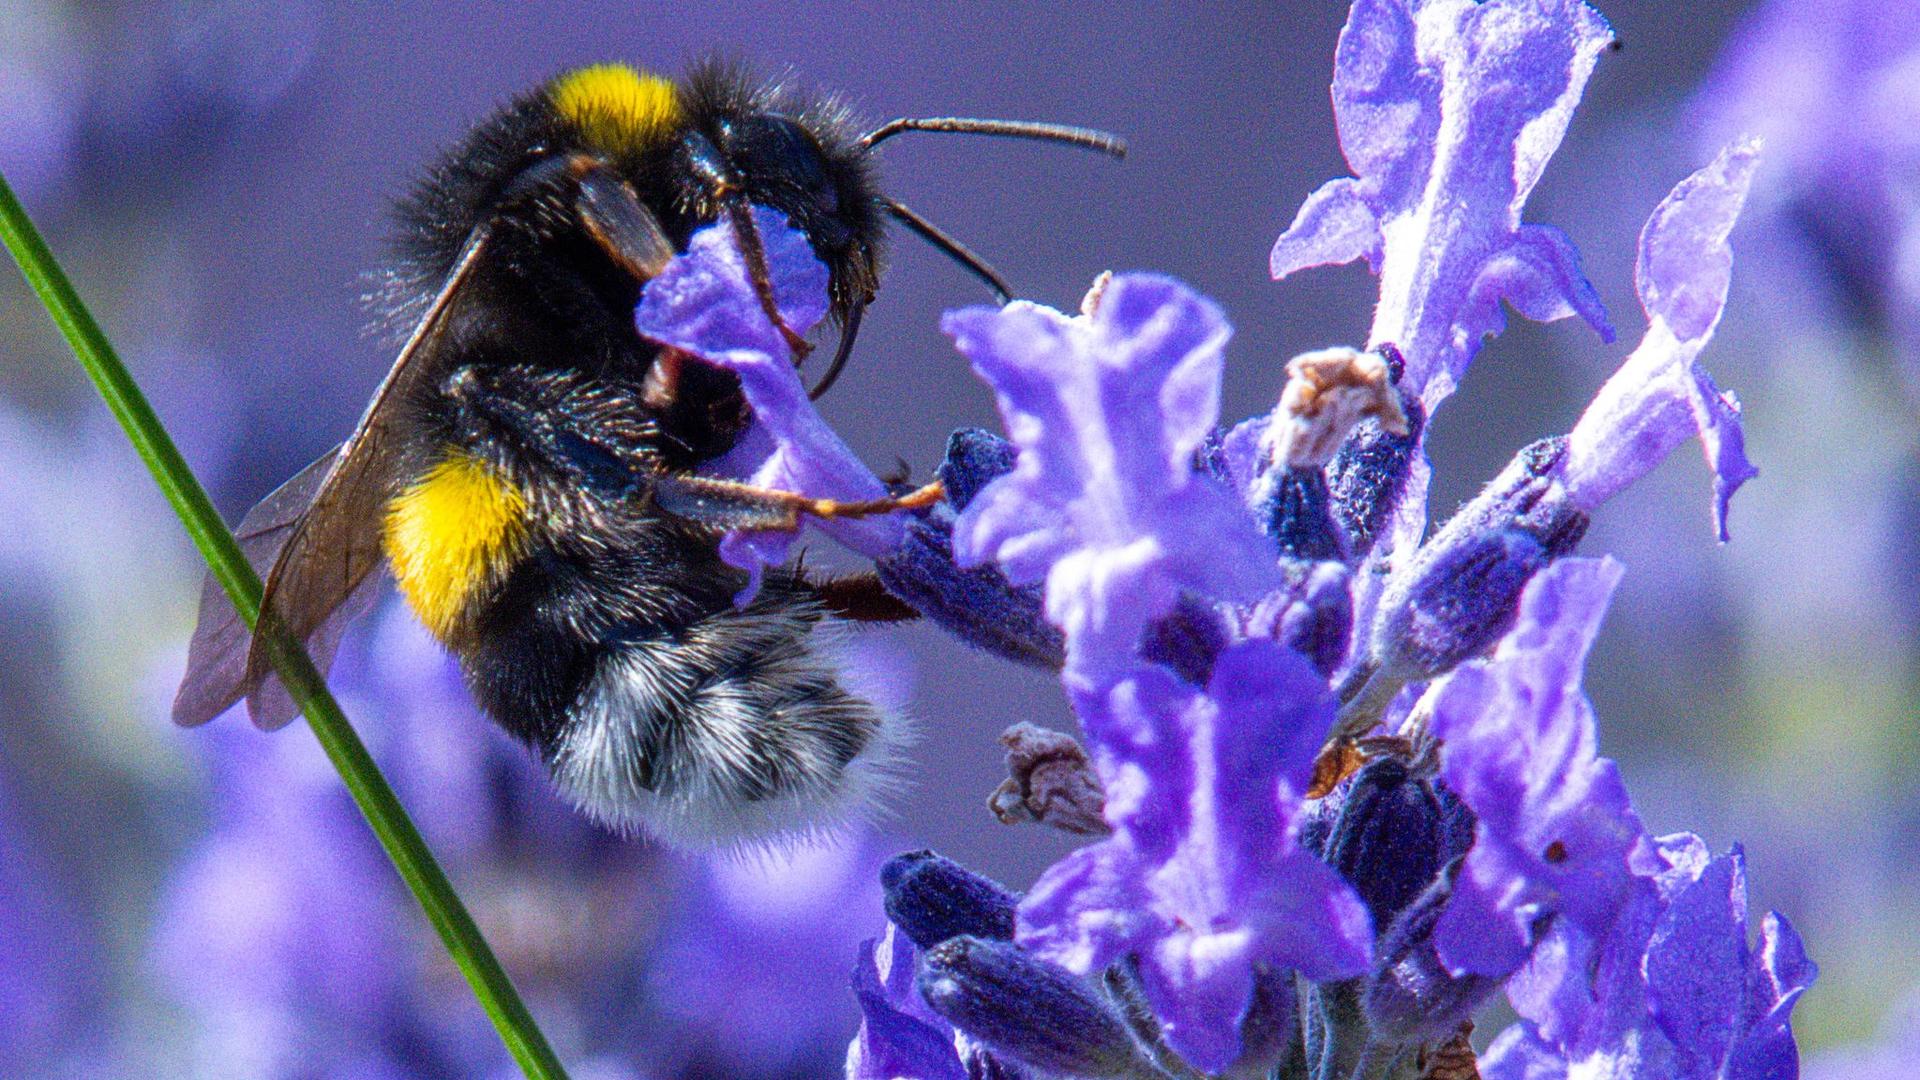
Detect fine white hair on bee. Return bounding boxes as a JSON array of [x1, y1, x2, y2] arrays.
[[550, 596, 908, 846]]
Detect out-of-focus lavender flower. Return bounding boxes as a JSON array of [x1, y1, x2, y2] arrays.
[[642, 838, 893, 1078], [1269, 0, 1616, 413], [0, 10, 83, 203], [0, 773, 100, 1076], [634, 208, 899, 599], [1694, 0, 1920, 373], [944, 275, 1282, 683], [155, 601, 887, 1079]]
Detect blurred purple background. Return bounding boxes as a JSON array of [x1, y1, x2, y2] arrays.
[[2, 1, 1915, 1075]]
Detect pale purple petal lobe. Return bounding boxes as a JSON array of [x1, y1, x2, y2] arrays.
[[1563, 140, 1763, 541], [947, 275, 1282, 679], [1430, 558, 1649, 978], [1274, 0, 1616, 410]]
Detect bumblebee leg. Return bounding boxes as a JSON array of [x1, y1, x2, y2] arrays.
[[572, 162, 675, 281], [652, 473, 944, 532], [724, 199, 813, 361], [680, 130, 813, 361], [812, 573, 920, 623]]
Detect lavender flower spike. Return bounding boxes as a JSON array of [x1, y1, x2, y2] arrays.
[[946, 274, 1282, 681], [634, 206, 899, 600], [1429, 557, 1653, 979], [1563, 140, 1763, 541], [1271, 0, 1616, 410]]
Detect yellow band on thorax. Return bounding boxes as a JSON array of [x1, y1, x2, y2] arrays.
[[383, 451, 528, 639], [550, 64, 681, 156]]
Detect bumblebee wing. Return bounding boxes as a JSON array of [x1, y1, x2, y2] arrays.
[[172, 448, 344, 727], [209, 224, 493, 730]]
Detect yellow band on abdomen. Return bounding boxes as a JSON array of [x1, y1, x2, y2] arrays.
[[384, 451, 528, 639]]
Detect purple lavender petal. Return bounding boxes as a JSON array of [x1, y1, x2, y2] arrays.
[[1018, 643, 1371, 1073], [1015, 820, 1165, 976], [1504, 832, 1689, 1057], [1646, 846, 1750, 1074], [634, 207, 897, 600], [1646, 846, 1818, 1080], [1272, 0, 1616, 411], [1731, 912, 1817, 1079], [1562, 141, 1762, 541], [1430, 558, 1651, 978], [946, 274, 1282, 680], [1269, 178, 1383, 277], [847, 928, 967, 1080], [1496, 833, 1815, 1078]]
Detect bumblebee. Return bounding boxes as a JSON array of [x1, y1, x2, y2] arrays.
[[172, 62, 1121, 844]]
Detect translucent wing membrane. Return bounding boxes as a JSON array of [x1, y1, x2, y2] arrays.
[[238, 224, 493, 728], [171, 447, 349, 727], [171, 224, 493, 730]]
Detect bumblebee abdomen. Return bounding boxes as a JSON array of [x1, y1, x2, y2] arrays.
[[550, 591, 894, 844], [382, 450, 529, 640], [459, 544, 899, 845]]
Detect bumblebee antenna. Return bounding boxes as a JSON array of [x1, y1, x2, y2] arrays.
[[884, 199, 1013, 305], [860, 117, 1127, 159], [810, 294, 866, 400]]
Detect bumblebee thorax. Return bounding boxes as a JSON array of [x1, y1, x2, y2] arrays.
[[548, 64, 685, 159]]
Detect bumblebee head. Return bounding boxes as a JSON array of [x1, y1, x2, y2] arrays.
[[543, 63, 883, 326], [547, 61, 1126, 397]]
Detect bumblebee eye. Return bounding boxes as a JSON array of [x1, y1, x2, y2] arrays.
[[726, 114, 852, 250]]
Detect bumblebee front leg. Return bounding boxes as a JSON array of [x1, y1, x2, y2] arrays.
[[652, 472, 945, 532], [680, 131, 814, 362]]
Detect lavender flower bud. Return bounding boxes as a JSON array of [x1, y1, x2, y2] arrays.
[[876, 430, 1065, 670], [1324, 758, 1456, 932], [1326, 346, 1427, 559], [1237, 559, 1354, 677], [1258, 467, 1348, 562], [940, 428, 1019, 511], [882, 851, 1019, 950], [917, 936, 1156, 1080], [1372, 436, 1589, 681], [1364, 859, 1510, 1043]]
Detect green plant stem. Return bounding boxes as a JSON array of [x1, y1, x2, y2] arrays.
[[0, 172, 569, 1080]]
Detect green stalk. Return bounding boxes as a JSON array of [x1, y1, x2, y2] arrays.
[[0, 172, 569, 1080]]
